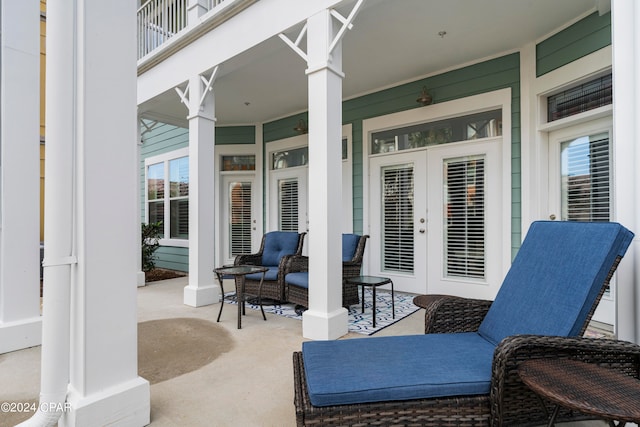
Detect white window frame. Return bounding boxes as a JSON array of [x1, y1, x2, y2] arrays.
[[265, 124, 353, 234], [144, 147, 189, 248], [215, 143, 263, 265]]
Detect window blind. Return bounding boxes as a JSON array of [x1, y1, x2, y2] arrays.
[[382, 165, 414, 273], [229, 182, 252, 256], [444, 157, 485, 279], [561, 134, 610, 222], [279, 179, 299, 232]]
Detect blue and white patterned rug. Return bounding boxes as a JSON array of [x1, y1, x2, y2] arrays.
[[222, 289, 420, 335]]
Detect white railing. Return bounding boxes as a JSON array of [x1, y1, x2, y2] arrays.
[[138, 0, 230, 59], [138, 0, 188, 59]]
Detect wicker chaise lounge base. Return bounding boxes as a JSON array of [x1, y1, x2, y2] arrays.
[[294, 335, 640, 426], [291, 221, 636, 427]]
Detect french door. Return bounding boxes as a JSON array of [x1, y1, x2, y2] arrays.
[[269, 167, 308, 234], [548, 117, 614, 325], [221, 174, 258, 265], [369, 151, 428, 294]]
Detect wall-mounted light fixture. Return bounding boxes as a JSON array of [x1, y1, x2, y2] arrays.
[[416, 86, 433, 106], [293, 119, 308, 134]]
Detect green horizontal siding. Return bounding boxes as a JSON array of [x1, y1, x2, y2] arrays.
[[265, 54, 522, 252], [154, 246, 189, 272], [537, 12, 611, 77], [263, 112, 308, 143], [216, 126, 255, 144]]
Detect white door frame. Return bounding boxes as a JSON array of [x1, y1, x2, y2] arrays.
[[547, 116, 615, 325], [214, 143, 262, 266], [362, 89, 512, 297]]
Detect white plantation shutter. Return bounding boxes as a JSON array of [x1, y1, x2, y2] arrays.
[[229, 181, 252, 256], [279, 178, 299, 231], [444, 156, 485, 279], [382, 165, 414, 273], [561, 133, 610, 222]]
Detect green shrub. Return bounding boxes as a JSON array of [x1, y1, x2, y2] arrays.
[[142, 221, 163, 272]]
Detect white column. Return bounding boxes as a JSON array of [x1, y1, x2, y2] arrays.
[[183, 73, 220, 307], [0, 0, 42, 354], [612, 0, 640, 343], [44, 1, 150, 425], [136, 116, 146, 287], [302, 9, 348, 340]]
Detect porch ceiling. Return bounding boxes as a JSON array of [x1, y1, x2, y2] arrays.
[[138, 0, 601, 128]]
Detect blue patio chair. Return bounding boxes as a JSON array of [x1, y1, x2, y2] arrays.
[[292, 221, 634, 426], [234, 231, 305, 303], [284, 234, 369, 310]]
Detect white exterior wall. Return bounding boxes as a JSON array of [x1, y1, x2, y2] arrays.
[[0, 0, 42, 354]]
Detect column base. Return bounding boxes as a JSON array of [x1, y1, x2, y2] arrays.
[[302, 307, 348, 340], [183, 283, 220, 307], [136, 271, 146, 288], [61, 376, 150, 427], [0, 317, 42, 354]]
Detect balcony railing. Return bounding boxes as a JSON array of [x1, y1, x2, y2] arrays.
[[137, 0, 226, 60]]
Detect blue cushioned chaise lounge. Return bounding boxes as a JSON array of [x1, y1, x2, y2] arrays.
[[293, 221, 635, 426]]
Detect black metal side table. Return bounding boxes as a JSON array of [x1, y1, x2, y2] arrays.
[[345, 275, 394, 328], [214, 265, 268, 329]]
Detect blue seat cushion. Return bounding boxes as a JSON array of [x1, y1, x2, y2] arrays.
[[285, 272, 309, 289], [302, 333, 495, 407], [262, 231, 300, 266], [342, 234, 360, 262], [478, 221, 634, 345], [245, 266, 279, 282]]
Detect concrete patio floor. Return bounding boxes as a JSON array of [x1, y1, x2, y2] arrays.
[[0, 277, 608, 427]]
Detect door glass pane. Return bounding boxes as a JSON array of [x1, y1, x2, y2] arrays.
[[444, 156, 485, 279], [561, 133, 610, 222], [279, 178, 299, 231], [229, 182, 252, 256], [381, 164, 414, 273]]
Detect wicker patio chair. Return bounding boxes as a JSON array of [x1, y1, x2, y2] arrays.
[[284, 234, 368, 310], [292, 221, 634, 426], [233, 231, 305, 303]]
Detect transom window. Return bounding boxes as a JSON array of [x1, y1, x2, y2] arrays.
[[271, 139, 348, 170], [547, 74, 612, 122], [371, 109, 501, 154]]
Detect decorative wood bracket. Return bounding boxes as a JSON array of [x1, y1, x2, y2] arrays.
[[279, 23, 308, 62], [279, 0, 364, 61], [328, 0, 364, 55], [175, 65, 219, 113], [140, 119, 160, 137]]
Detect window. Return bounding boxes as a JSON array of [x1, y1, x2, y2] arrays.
[[444, 156, 486, 279], [169, 157, 189, 238], [381, 164, 415, 273], [278, 178, 299, 231], [371, 110, 501, 154], [145, 150, 189, 242], [547, 74, 612, 122], [560, 133, 610, 222], [271, 139, 349, 170], [228, 181, 252, 256]]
